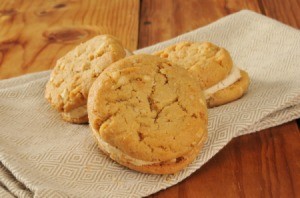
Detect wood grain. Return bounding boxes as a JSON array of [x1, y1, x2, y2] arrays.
[[151, 122, 300, 198], [139, 0, 261, 48], [0, 0, 139, 79], [139, 0, 300, 197], [260, 0, 300, 29]]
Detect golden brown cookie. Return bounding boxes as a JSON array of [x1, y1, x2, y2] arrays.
[[154, 41, 250, 108], [88, 54, 208, 174], [206, 70, 250, 107], [154, 42, 233, 89], [45, 35, 131, 123]]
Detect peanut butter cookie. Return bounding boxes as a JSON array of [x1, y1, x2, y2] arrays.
[[45, 35, 132, 123], [88, 54, 208, 174], [154, 42, 250, 108]]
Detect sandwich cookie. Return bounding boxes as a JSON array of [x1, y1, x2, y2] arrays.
[[88, 54, 208, 174], [45, 35, 133, 123], [154, 42, 250, 107]]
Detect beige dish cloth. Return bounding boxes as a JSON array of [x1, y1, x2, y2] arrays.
[[1, 10, 300, 198]]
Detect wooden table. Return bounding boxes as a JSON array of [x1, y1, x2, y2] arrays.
[[1, 0, 299, 197]]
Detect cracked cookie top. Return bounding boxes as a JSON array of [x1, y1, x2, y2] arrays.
[[45, 35, 126, 113], [154, 42, 233, 89], [88, 54, 208, 162]]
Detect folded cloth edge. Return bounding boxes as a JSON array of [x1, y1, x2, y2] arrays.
[[0, 162, 33, 198]]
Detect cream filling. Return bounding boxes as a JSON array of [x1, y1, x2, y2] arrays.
[[204, 66, 241, 99], [93, 129, 161, 166], [125, 48, 134, 57], [63, 105, 87, 119], [93, 128, 206, 166]]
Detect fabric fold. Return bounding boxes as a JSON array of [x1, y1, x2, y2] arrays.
[[0, 163, 33, 198]]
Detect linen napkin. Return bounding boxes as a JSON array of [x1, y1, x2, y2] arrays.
[[1, 10, 300, 198]]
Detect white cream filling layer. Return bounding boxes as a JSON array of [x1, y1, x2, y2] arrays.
[[93, 129, 160, 166], [63, 105, 87, 119], [204, 66, 241, 99], [125, 48, 134, 57]]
